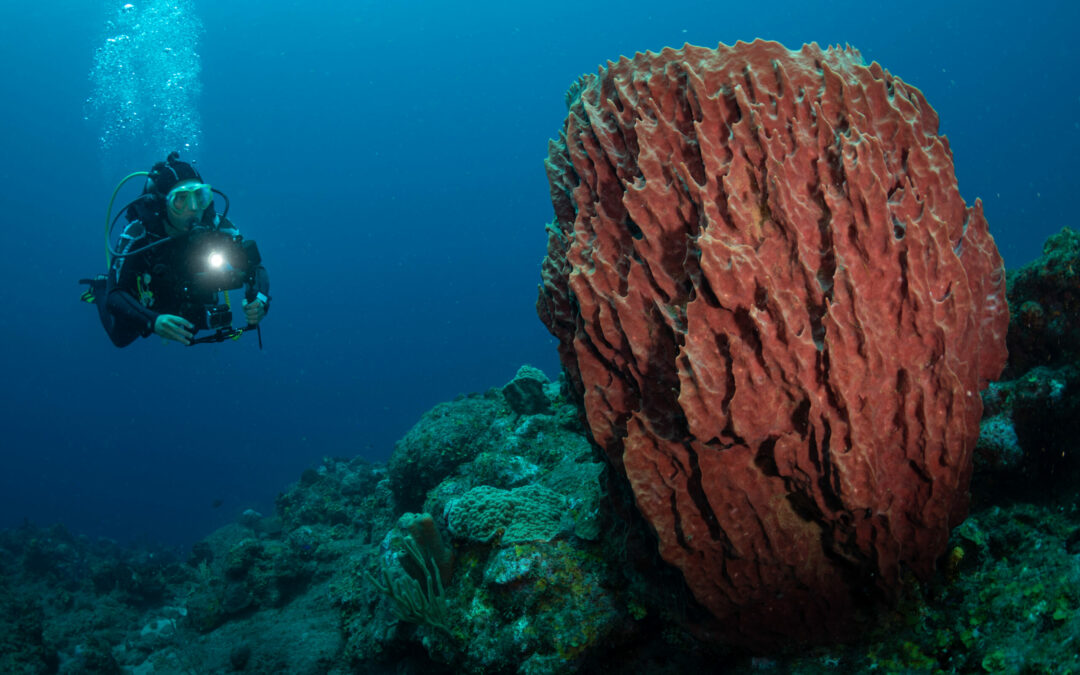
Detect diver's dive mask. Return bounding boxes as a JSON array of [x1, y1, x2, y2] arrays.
[[166, 182, 213, 214]]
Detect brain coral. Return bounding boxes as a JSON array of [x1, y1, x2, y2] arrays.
[[447, 485, 567, 543], [537, 40, 1009, 645]]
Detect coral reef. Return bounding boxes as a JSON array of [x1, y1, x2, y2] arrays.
[[387, 393, 505, 512], [968, 227, 1080, 505], [1003, 227, 1080, 377], [1, 349, 1079, 672], [538, 39, 1009, 644], [339, 374, 635, 673]]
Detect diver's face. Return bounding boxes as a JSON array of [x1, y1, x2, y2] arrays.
[[165, 182, 206, 233]]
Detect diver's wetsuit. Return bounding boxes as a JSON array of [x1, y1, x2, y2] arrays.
[[100, 209, 270, 347]]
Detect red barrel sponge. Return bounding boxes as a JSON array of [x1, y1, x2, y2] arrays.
[[538, 40, 1008, 645]]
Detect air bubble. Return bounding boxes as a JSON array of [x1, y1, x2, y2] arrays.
[[86, 0, 204, 161]]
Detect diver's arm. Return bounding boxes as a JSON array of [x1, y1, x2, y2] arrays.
[[242, 265, 270, 326], [106, 285, 159, 337], [106, 223, 160, 337], [251, 265, 270, 309]]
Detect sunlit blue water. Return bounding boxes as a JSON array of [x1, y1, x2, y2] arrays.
[[1, 0, 1075, 547]]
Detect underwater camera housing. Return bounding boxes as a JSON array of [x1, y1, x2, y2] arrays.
[[188, 230, 260, 292], [184, 230, 262, 331]]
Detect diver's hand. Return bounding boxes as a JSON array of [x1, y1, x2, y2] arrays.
[[154, 314, 195, 345], [243, 299, 267, 326]]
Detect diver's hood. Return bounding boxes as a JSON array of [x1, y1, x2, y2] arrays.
[[144, 151, 203, 197]]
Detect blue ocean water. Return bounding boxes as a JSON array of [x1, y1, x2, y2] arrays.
[[0, 0, 1075, 548]]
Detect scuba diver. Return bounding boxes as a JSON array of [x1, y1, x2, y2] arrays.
[[81, 152, 270, 348]]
